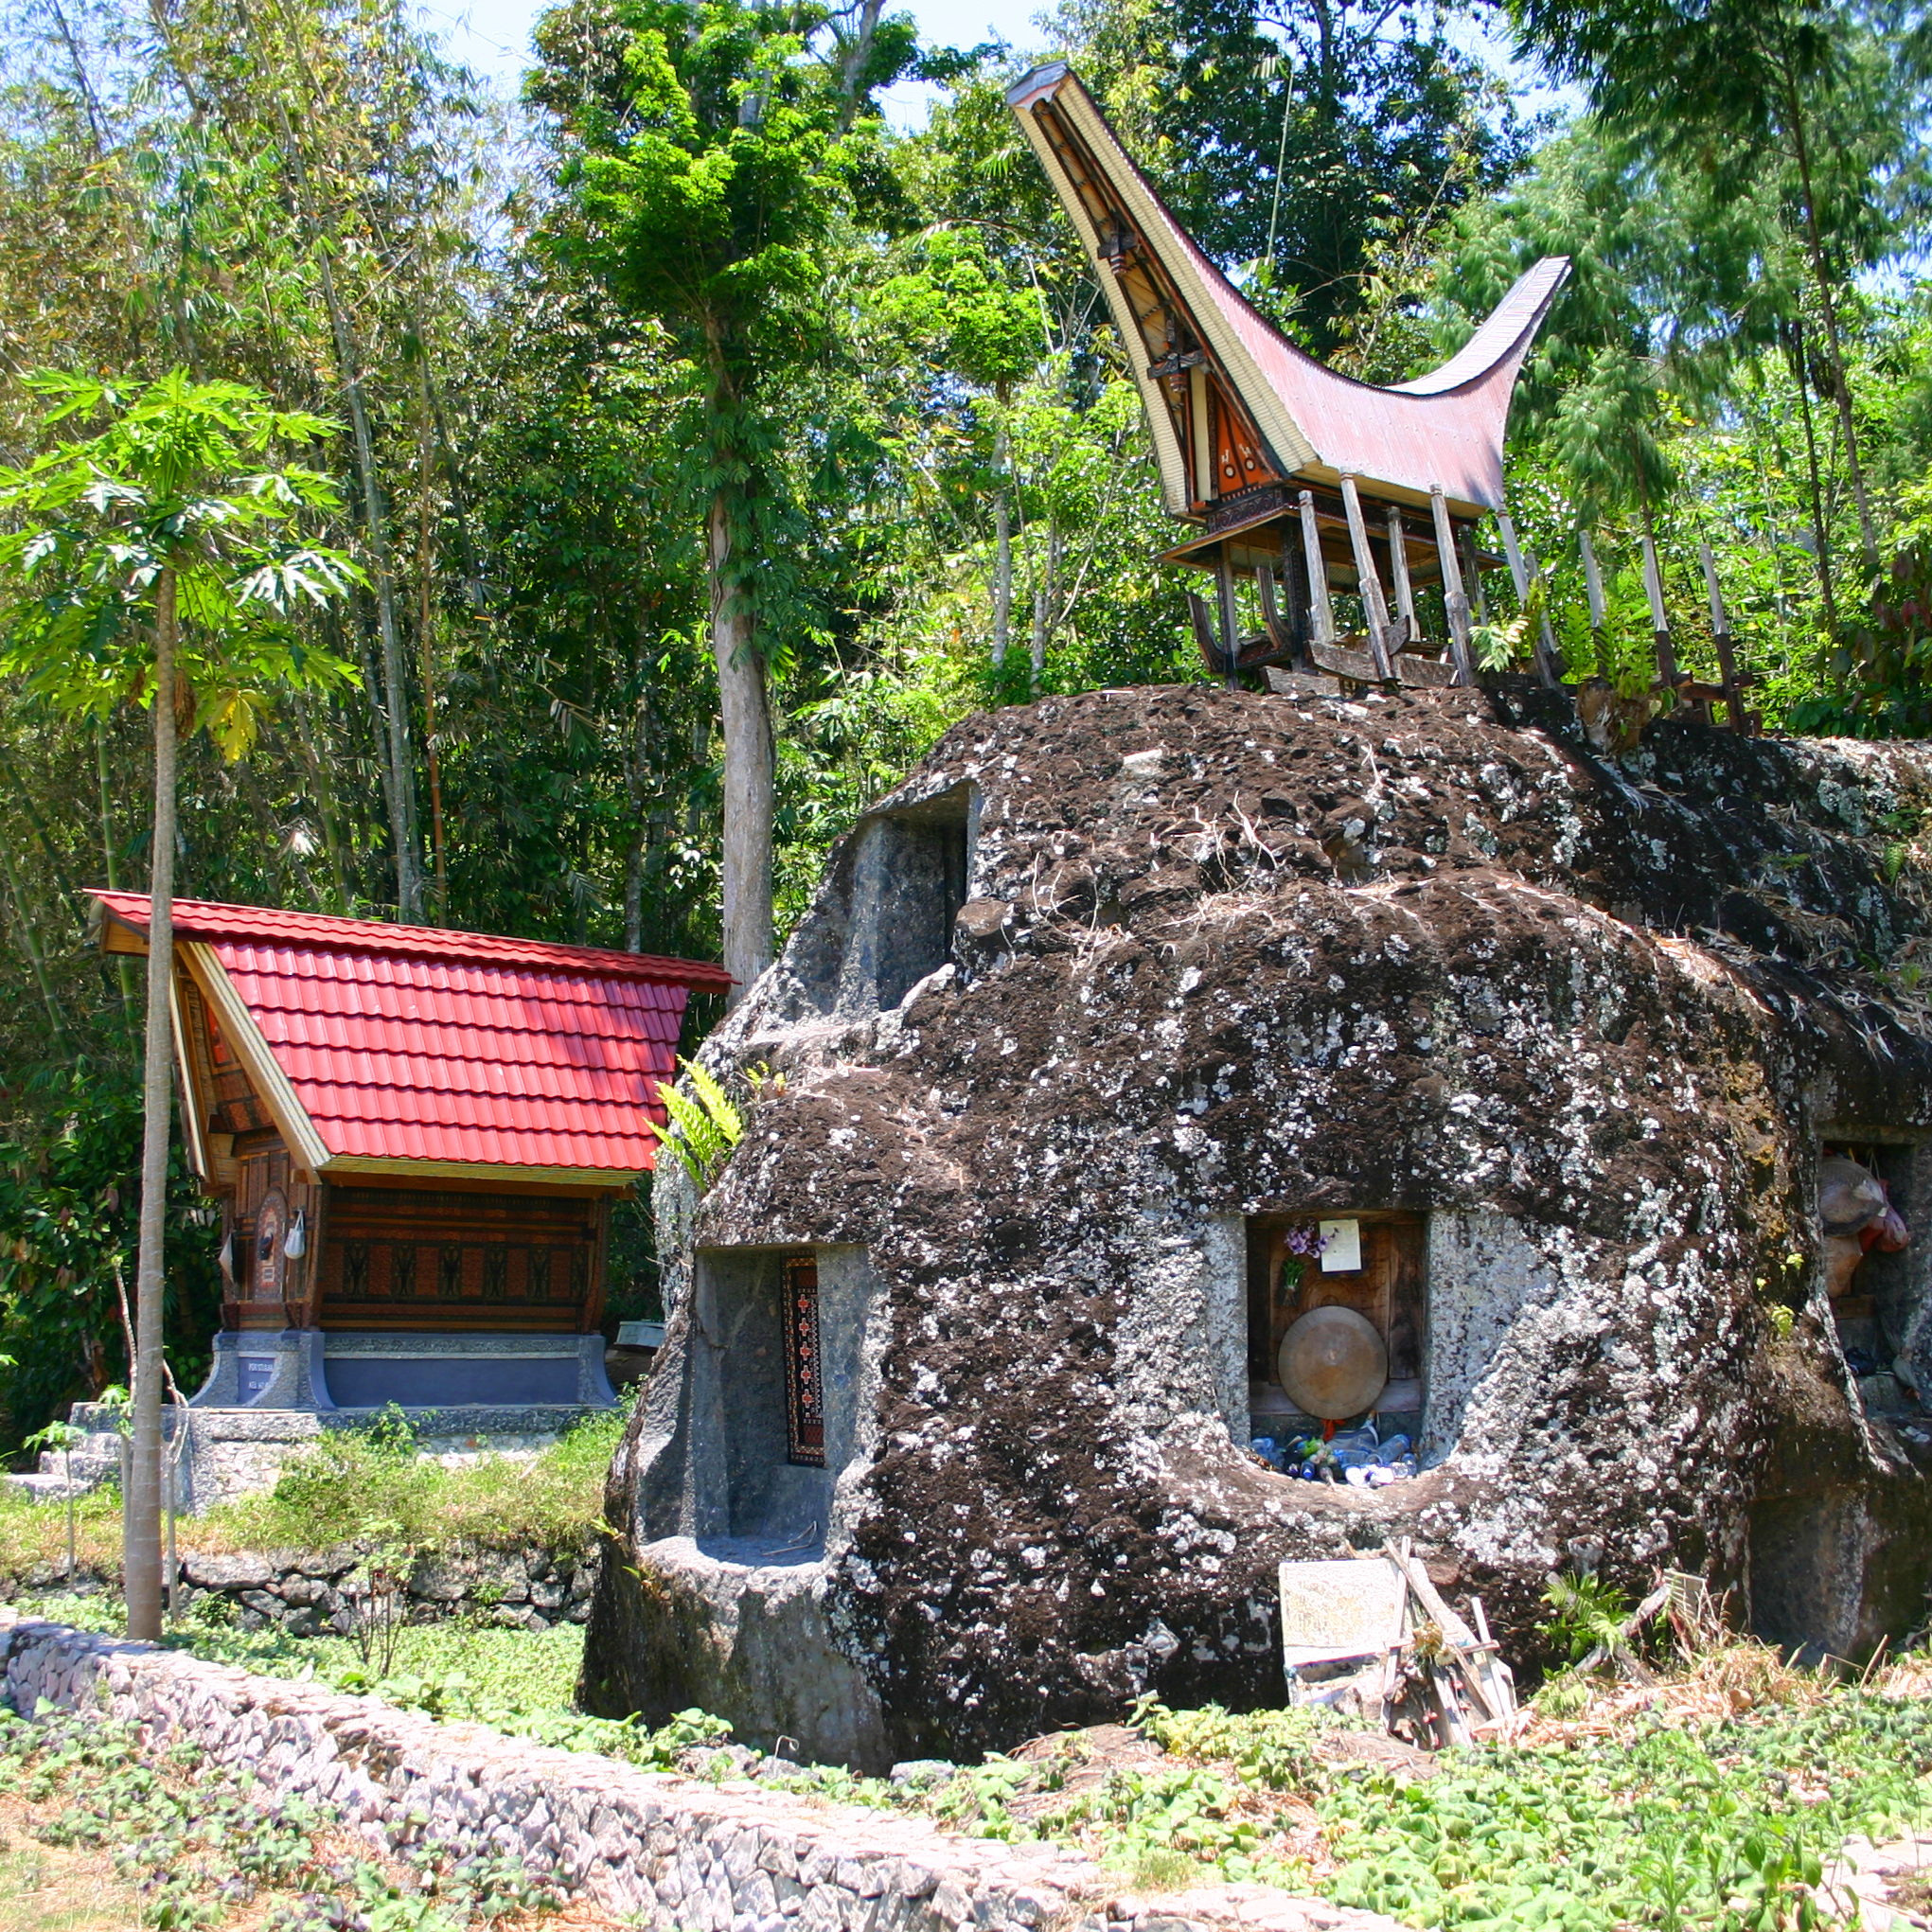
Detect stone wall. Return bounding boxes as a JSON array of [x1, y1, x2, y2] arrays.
[[3, 1544, 598, 1634], [0, 1609, 1396, 1932]]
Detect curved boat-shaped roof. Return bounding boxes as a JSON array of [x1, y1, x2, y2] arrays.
[[1007, 62, 1568, 520]]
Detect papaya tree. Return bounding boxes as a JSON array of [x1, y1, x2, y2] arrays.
[[0, 370, 358, 1639]]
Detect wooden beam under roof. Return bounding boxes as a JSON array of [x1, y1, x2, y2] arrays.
[[1006, 62, 1568, 529]]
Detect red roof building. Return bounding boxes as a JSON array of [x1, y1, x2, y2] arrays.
[[92, 893, 729, 1413]]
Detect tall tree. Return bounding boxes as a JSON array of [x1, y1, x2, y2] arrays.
[[1509, 0, 1930, 574], [529, 0, 915, 999], [0, 370, 356, 1636]]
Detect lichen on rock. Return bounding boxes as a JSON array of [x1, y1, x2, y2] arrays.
[[583, 682, 1932, 1768]]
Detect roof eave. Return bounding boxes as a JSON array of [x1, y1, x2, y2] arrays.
[[320, 1155, 647, 1192], [178, 941, 335, 1177]]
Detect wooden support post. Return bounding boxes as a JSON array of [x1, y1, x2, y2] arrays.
[[1299, 490, 1336, 649], [1281, 530, 1313, 664], [1186, 591, 1225, 679], [1431, 486, 1476, 687], [1462, 526, 1490, 625], [1640, 528, 1679, 699], [1339, 474, 1396, 680], [1700, 541, 1752, 735], [1496, 510, 1563, 688], [1579, 527, 1610, 680], [1256, 565, 1297, 663], [1386, 503, 1420, 647], [1214, 544, 1241, 691]]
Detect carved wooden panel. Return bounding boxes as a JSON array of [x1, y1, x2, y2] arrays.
[[317, 1184, 608, 1333]]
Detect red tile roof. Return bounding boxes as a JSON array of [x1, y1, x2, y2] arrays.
[[93, 893, 730, 1175]]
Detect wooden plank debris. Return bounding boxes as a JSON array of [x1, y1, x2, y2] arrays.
[[1279, 1540, 1519, 1750]]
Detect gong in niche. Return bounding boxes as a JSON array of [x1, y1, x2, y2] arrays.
[[1248, 1212, 1425, 1428]]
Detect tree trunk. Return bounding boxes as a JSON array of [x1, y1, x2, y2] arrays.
[[708, 491, 774, 1003], [836, 0, 886, 123], [1030, 523, 1061, 695], [126, 566, 177, 1642], [233, 16, 422, 919], [624, 673, 651, 953], [0, 835, 65, 1038], [414, 381, 449, 921], [1784, 315, 1839, 632], [327, 247, 423, 922], [991, 418, 1013, 670], [1781, 73, 1880, 575]]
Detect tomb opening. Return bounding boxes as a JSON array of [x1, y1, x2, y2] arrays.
[[678, 1244, 879, 1563], [1246, 1212, 1426, 1481]]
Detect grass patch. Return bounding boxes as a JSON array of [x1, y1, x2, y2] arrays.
[[12, 1574, 1932, 1932], [0, 1492, 126, 1584], [215, 1407, 627, 1555], [0, 1702, 562, 1932], [13, 1593, 729, 1775], [0, 1407, 628, 1580]]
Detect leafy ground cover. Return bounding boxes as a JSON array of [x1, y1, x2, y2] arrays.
[[0, 1701, 570, 1932], [0, 1409, 626, 1578], [10, 1587, 1932, 1932], [9, 1592, 727, 1774]]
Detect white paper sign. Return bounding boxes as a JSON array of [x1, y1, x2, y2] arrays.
[[1319, 1218, 1362, 1272], [1279, 1555, 1408, 1666]]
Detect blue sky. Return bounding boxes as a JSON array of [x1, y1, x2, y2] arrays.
[[421, 0, 1568, 140]]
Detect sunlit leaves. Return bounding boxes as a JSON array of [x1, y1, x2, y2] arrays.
[[0, 369, 362, 741]]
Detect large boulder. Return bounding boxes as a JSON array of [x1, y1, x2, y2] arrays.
[[582, 683, 1932, 1768]]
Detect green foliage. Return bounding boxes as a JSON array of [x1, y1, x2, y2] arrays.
[[531, 0, 917, 669], [647, 1055, 745, 1190], [872, 229, 1039, 391], [1541, 1569, 1634, 1664], [0, 369, 361, 745], [1471, 613, 1532, 675], [1316, 1696, 1932, 1932], [214, 1404, 629, 1555], [0, 1059, 220, 1446], [0, 1701, 563, 1932], [1132, 1698, 1341, 1792], [1079, 1763, 1305, 1889], [20, 1579, 1932, 1932]]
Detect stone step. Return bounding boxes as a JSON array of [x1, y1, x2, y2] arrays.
[[5, 1471, 100, 1502], [10, 1430, 125, 1503]]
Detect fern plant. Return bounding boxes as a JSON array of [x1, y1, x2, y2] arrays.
[[1542, 1569, 1632, 1663], [649, 1057, 745, 1191]]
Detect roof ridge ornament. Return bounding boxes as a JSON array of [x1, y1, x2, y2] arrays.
[[1007, 62, 1569, 690]]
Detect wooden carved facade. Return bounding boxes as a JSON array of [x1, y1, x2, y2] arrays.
[[1007, 64, 1571, 693], [170, 974, 612, 1336], [94, 891, 732, 1350]]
